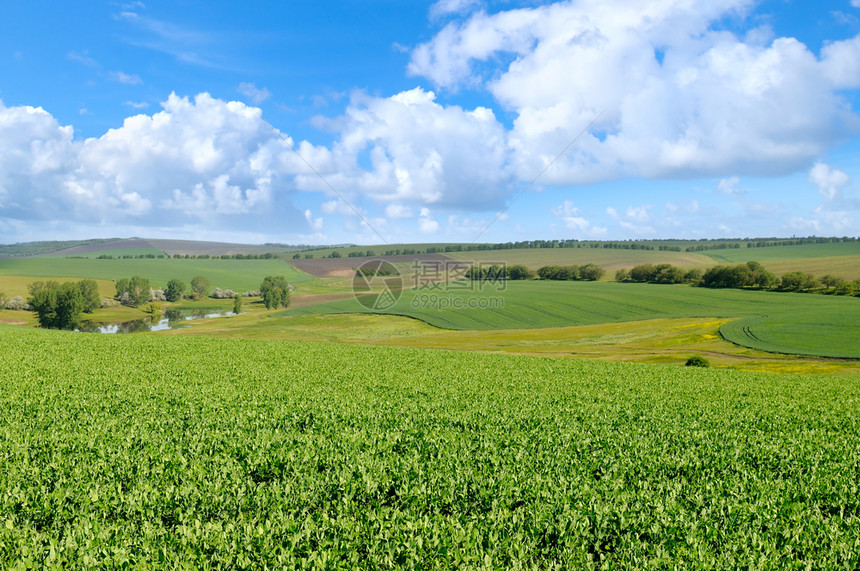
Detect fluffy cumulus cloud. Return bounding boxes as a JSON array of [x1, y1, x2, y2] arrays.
[[0, 94, 312, 234], [317, 88, 514, 209], [607, 204, 656, 235], [791, 162, 856, 233], [409, 0, 860, 183], [809, 162, 850, 201], [550, 200, 606, 237]]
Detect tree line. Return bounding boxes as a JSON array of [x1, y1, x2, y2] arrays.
[[616, 261, 860, 296], [294, 236, 857, 259], [22, 274, 292, 330]]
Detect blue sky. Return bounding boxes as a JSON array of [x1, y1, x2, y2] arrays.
[[1, 0, 859, 245]]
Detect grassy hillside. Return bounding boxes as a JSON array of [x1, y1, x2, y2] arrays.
[[721, 309, 860, 358], [703, 241, 860, 262], [1, 327, 857, 567], [448, 248, 713, 271], [289, 281, 860, 358], [0, 238, 119, 257], [0, 257, 313, 293]]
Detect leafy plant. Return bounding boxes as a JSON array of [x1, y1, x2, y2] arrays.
[[685, 355, 710, 367]]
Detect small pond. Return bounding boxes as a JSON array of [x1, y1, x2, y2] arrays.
[[79, 309, 236, 334]]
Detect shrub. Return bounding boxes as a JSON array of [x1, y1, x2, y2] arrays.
[[5, 296, 29, 311], [507, 264, 535, 280], [685, 356, 710, 367], [191, 276, 210, 299], [629, 264, 657, 283], [779, 271, 819, 292], [578, 263, 605, 281], [211, 288, 238, 299]]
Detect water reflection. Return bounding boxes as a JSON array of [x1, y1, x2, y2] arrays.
[[79, 309, 235, 334]]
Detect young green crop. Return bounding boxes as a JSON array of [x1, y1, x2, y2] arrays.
[[291, 280, 860, 358], [0, 327, 858, 567]]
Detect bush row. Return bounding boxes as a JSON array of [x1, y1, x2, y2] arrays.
[[616, 261, 860, 296]]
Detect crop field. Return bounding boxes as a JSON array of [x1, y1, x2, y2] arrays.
[[290, 253, 453, 279], [721, 309, 860, 359], [0, 327, 857, 567], [448, 248, 714, 271], [702, 241, 860, 263], [0, 257, 313, 292], [289, 281, 860, 358]]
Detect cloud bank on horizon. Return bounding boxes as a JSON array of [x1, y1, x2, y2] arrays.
[[1, 0, 859, 244]]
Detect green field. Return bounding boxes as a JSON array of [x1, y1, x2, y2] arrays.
[[288, 281, 860, 358], [449, 248, 713, 271], [0, 328, 857, 567], [721, 309, 860, 359], [41, 247, 168, 259], [702, 241, 860, 262], [0, 257, 313, 292]]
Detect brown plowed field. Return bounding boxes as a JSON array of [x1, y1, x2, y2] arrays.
[[290, 253, 454, 278]]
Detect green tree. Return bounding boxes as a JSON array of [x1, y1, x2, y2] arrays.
[[683, 269, 703, 284], [115, 276, 150, 306], [507, 265, 535, 280], [78, 279, 101, 313], [28, 280, 86, 330], [128, 275, 151, 306], [629, 264, 657, 283], [779, 271, 818, 292], [260, 276, 291, 310], [165, 278, 186, 302], [578, 263, 605, 281], [0, 291, 6, 312], [233, 295, 243, 315], [115, 278, 130, 299], [615, 268, 630, 282], [190, 276, 210, 299]]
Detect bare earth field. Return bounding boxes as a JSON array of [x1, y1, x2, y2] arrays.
[[290, 253, 454, 278]]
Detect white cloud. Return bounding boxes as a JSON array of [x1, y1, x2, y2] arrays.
[[0, 93, 309, 233], [717, 176, 743, 195], [418, 207, 440, 233], [238, 82, 272, 104], [429, 0, 480, 20], [809, 162, 850, 201], [385, 203, 414, 219], [304, 209, 323, 232], [410, 0, 860, 184], [607, 204, 655, 234], [109, 71, 143, 85], [67, 50, 99, 67], [124, 101, 150, 109], [853, 0, 860, 8], [318, 87, 514, 208], [550, 200, 607, 237]]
